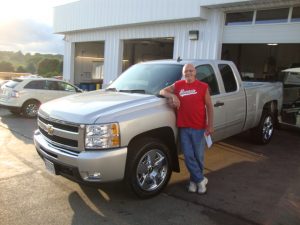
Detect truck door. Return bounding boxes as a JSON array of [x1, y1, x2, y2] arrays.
[[217, 63, 246, 138], [196, 64, 226, 142]]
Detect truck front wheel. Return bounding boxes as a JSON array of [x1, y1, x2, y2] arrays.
[[252, 111, 274, 144], [125, 138, 172, 198]]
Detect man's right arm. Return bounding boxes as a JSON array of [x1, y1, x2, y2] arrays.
[[160, 84, 180, 109]]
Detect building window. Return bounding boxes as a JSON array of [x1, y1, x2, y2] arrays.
[[292, 6, 300, 22], [255, 8, 289, 24], [225, 11, 253, 25]]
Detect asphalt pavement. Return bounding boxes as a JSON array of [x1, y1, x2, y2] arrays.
[[0, 108, 300, 225]]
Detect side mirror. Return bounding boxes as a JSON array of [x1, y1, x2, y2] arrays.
[[76, 88, 83, 93]]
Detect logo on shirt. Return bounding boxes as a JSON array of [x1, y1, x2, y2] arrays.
[[179, 89, 197, 97]]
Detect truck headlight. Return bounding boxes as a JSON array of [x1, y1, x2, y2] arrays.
[[85, 123, 120, 149]]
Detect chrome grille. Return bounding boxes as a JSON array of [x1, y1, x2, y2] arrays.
[[38, 115, 78, 132], [38, 115, 85, 152], [39, 128, 78, 147]]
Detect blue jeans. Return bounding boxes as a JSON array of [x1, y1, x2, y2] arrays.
[[180, 128, 206, 183]]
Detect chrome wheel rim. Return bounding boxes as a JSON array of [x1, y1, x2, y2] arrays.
[[136, 149, 168, 192], [262, 116, 273, 141], [25, 103, 38, 117]]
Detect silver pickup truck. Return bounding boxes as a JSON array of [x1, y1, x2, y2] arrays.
[[34, 59, 283, 198]]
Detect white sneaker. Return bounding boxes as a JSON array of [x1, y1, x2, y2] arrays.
[[188, 181, 197, 193], [197, 177, 208, 194]]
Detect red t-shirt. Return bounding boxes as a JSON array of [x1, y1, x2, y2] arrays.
[[174, 79, 208, 129]]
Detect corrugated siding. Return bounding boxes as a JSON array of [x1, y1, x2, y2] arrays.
[[54, 0, 210, 33], [62, 10, 225, 84], [223, 23, 300, 43], [63, 42, 75, 83], [103, 33, 124, 84]]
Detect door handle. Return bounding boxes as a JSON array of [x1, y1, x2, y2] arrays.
[[214, 101, 224, 107]]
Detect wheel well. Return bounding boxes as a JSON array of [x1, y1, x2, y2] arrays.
[[128, 127, 180, 172], [263, 100, 279, 124], [263, 101, 277, 113], [22, 99, 41, 108]]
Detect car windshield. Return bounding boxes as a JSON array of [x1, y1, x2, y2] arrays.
[[4, 79, 22, 88], [278, 71, 300, 86], [107, 64, 183, 95]]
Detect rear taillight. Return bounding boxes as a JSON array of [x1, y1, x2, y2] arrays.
[[11, 90, 20, 98]]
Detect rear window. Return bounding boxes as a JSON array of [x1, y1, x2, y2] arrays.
[[4, 79, 22, 88], [24, 80, 46, 89]]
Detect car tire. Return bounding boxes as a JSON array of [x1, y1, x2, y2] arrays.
[[125, 138, 172, 199], [22, 100, 40, 118], [252, 110, 274, 144]]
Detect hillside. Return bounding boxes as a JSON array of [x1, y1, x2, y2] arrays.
[[0, 51, 63, 77]]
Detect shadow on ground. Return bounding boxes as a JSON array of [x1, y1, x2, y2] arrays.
[[66, 129, 300, 225], [0, 108, 37, 144], [165, 129, 300, 225]]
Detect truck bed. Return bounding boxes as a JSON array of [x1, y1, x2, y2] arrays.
[[242, 81, 283, 131], [242, 81, 274, 89]]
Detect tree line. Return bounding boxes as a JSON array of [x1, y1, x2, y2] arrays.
[[0, 51, 63, 77]]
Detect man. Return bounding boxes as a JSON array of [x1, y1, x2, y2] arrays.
[[160, 63, 214, 194]]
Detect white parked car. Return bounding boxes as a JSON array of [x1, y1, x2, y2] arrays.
[[0, 78, 82, 117], [0, 80, 9, 94], [278, 67, 300, 126], [278, 67, 300, 107]]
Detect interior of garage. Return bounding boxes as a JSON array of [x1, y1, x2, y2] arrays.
[[221, 44, 300, 81], [73, 38, 173, 90], [122, 38, 174, 71], [74, 42, 105, 90], [222, 43, 300, 127]]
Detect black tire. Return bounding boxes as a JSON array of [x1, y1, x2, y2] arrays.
[[125, 138, 172, 199], [252, 110, 274, 144], [22, 100, 40, 118]]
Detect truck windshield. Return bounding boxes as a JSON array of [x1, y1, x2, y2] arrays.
[[107, 64, 183, 95]]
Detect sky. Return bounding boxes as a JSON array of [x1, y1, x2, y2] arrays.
[[0, 0, 78, 55]]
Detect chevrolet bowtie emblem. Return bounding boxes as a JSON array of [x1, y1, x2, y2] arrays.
[[46, 124, 54, 136]]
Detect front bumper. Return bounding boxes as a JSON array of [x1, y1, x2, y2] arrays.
[[34, 129, 127, 183]]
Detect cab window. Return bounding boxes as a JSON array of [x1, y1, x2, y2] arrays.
[[218, 64, 237, 93], [196, 64, 220, 95]]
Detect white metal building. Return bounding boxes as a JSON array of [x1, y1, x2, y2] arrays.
[[54, 0, 300, 88]]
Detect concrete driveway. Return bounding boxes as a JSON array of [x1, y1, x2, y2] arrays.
[[0, 108, 300, 225]]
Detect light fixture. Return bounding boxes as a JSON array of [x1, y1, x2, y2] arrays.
[[77, 56, 104, 61], [189, 30, 199, 40], [267, 43, 278, 46]]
